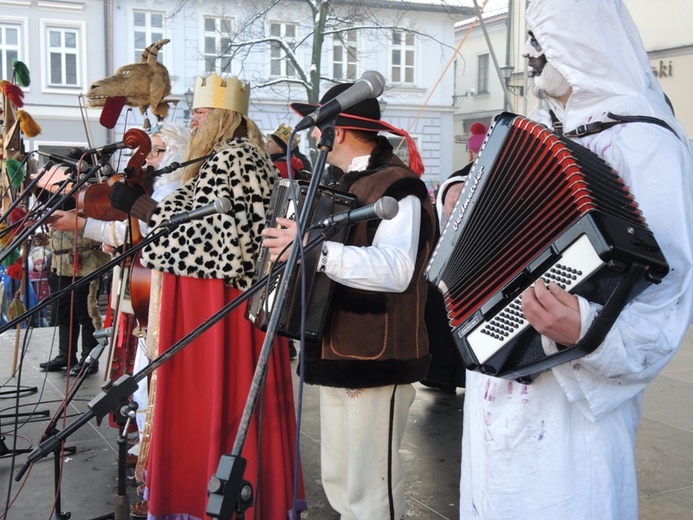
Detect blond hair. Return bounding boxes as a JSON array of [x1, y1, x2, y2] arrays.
[[182, 108, 268, 182]]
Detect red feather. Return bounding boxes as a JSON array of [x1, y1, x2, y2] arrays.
[[6, 260, 23, 280], [3, 82, 24, 108]]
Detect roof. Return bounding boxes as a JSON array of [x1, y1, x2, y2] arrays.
[[332, 0, 476, 15], [455, 0, 508, 26]]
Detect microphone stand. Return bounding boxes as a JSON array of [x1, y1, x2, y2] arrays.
[[0, 153, 51, 228], [13, 130, 341, 516], [36, 343, 108, 520], [148, 152, 215, 178], [0, 175, 73, 243], [7, 215, 231, 517], [206, 120, 337, 519], [0, 159, 107, 265], [12, 230, 334, 484], [0, 221, 173, 335]]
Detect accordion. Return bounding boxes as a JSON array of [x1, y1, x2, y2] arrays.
[[425, 113, 669, 381], [246, 179, 356, 341]]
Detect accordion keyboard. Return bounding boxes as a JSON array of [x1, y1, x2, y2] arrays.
[[464, 234, 603, 365]]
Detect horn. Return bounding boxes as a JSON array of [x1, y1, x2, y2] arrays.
[[142, 38, 171, 66]]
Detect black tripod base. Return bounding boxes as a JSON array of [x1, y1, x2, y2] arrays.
[[0, 434, 34, 456], [206, 454, 253, 519]]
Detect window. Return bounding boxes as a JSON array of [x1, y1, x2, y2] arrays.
[[333, 32, 357, 80], [0, 22, 21, 81], [204, 17, 233, 74], [391, 30, 415, 84], [134, 10, 165, 63], [270, 22, 296, 77], [477, 53, 489, 94], [46, 27, 80, 87]]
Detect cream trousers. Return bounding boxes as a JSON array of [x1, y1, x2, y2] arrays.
[[320, 383, 416, 520]]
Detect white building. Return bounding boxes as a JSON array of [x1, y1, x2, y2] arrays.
[[0, 0, 109, 159], [451, 0, 693, 172], [106, 0, 472, 185], [2, 0, 472, 184], [624, 0, 693, 139]]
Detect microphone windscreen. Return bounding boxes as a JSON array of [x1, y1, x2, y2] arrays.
[[100, 96, 126, 129], [376, 196, 399, 220], [214, 197, 232, 214], [362, 71, 386, 97]]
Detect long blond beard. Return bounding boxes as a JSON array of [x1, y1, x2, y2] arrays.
[[181, 109, 268, 182]]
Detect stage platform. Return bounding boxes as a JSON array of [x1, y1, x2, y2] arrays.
[[1, 325, 692, 519]]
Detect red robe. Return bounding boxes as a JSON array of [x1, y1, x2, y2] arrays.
[[146, 273, 304, 519]]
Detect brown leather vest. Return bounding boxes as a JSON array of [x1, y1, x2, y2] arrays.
[[303, 157, 435, 388]]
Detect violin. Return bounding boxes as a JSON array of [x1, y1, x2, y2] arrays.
[[76, 128, 151, 222]]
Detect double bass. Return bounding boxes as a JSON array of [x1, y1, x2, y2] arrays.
[[77, 128, 152, 328]]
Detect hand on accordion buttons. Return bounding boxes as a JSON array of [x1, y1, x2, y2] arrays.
[[521, 280, 581, 347], [109, 182, 146, 213]]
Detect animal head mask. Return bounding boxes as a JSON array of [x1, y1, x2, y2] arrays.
[[86, 39, 171, 123]]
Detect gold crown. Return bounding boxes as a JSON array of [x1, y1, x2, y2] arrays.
[[192, 74, 250, 115], [271, 123, 300, 149]]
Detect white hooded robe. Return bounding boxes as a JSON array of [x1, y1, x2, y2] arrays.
[[460, 1, 693, 518]]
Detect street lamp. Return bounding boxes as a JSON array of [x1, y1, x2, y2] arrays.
[[183, 88, 194, 122], [500, 65, 524, 96]]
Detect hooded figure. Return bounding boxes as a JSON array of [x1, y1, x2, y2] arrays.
[[460, 1, 693, 519]]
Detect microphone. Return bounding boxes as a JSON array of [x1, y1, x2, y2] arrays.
[[36, 151, 91, 172], [295, 71, 386, 131], [84, 141, 129, 156], [317, 196, 399, 228], [165, 197, 232, 226]]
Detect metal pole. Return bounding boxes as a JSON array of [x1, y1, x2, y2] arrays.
[[473, 0, 514, 113]]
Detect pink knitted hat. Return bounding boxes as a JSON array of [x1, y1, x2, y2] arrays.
[[468, 122, 488, 153]]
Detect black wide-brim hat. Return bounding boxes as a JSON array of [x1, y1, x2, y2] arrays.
[[290, 82, 425, 176], [290, 83, 391, 133]]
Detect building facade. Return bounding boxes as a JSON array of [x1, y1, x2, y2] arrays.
[[625, 0, 693, 137], [2, 0, 473, 186], [110, 0, 470, 185], [0, 0, 109, 160], [451, 0, 693, 172]]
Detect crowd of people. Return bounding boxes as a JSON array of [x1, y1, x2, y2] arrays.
[[17, 0, 693, 519]]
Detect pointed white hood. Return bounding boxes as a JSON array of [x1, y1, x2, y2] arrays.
[[526, 0, 688, 142]]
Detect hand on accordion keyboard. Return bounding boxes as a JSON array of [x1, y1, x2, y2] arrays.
[[261, 217, 299, 263], [521, 280, 581, 348]]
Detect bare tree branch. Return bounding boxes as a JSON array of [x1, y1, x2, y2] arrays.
[[171, 0, 468, 108]]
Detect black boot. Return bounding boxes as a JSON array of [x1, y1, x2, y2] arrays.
[[39, 353, 77, 372], [70, 357, 99, 376]]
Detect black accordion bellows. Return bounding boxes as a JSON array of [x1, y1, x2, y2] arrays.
[[426, 113, 669, 381], [246, 179, 356, 341]]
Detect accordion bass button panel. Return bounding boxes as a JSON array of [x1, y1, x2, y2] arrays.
[[463, 234, 603, 366]]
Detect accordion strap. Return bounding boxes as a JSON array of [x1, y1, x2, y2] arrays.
[[552, 110, 678, 139]]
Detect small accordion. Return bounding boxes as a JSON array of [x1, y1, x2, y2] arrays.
[[425, 113, 669, 381], [246, 179, 356, 341]]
